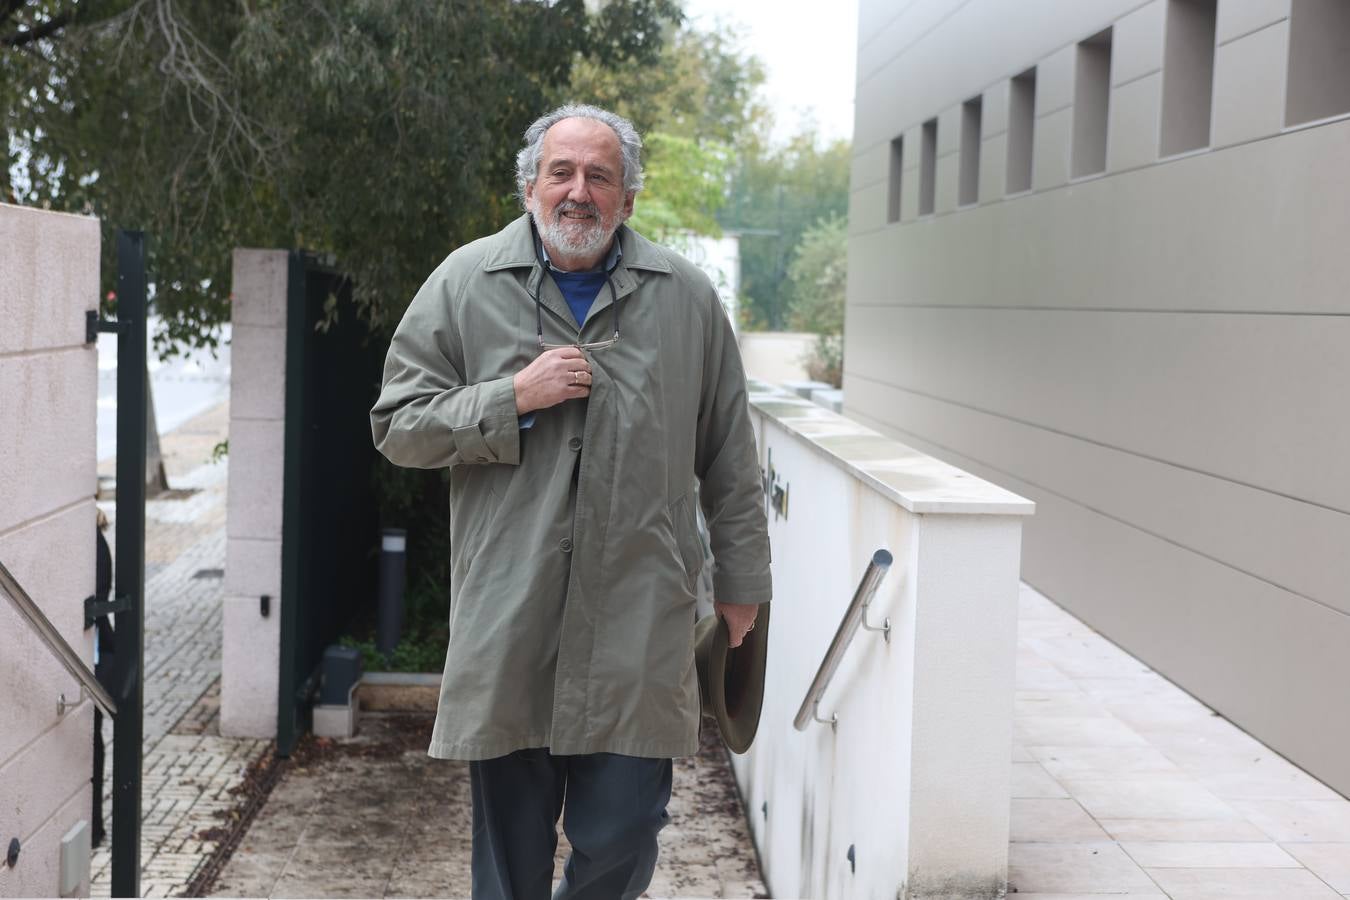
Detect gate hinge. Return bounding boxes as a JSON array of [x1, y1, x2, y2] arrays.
[[85, 593, 130, 628], [87, 310, 128, 344]]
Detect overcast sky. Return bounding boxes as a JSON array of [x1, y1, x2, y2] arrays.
[[679, 0, 859, 145]]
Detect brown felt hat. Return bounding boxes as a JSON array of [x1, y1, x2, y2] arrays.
[[694, 603, 770, 754]]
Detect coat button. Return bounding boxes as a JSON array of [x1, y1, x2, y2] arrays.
[[559, 538, 573, 553], [568, 437, 582, 451]]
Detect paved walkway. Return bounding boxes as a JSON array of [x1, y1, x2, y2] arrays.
[[1011, 583, 1350, 898], [205, 713, 767, 899], [92, 402, 272, 898]]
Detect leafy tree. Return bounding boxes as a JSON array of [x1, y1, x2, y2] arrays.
[[566, 18, 768, 148], [785, 214, 847, 387], [3, 0, 680, 355], [625, 131, 730, 240], [721, 131, 851, 330]]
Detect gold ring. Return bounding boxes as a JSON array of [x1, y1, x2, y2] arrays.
[[571, 371, 578, 384]]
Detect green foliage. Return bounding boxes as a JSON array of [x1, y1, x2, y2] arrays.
[[802, 333, 843, 389], [625, 131, 729, 241], [566, 19, 769, 147], [338, 578, 450, 672], [721, 132, 852, 330], [785, 214, 847, 335], [3, 0, 680, 356]]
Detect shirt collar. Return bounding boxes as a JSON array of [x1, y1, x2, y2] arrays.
[[535, 227, 623, 274]]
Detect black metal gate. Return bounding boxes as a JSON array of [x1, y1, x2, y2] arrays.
[[276, 253, 382, 756], [87, 229, 149, 898]]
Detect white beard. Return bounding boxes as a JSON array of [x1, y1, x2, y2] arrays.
[[530, 198, 623, 262]]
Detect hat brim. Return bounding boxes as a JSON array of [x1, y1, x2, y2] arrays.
[[695, 603, 770, 754]]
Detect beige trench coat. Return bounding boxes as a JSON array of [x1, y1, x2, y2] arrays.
[[370, 214, 772, 760]]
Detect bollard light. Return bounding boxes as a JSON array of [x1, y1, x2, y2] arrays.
[[376, 528, 408, 662]]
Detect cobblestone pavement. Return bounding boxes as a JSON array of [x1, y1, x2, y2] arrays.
[[91, 401, 272, 898], [207, 713, 768, 900]]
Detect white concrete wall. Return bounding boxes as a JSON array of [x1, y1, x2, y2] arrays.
[[737, 331, 814, 385], [220, 249, 288, 738], [736, 381, 1031, 899], [0, 203, 99, 898], [849, 0, 1350, 797]]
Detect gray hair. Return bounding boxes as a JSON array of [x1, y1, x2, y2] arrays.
[[515, 104, 645, 208]]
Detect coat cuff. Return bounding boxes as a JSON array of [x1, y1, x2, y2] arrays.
[[457, 375, 521, 466], [712, 570, 772, 605]]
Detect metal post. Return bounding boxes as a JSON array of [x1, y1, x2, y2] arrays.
[[376, 528, 407, 660], [110, 230, 147, 899]]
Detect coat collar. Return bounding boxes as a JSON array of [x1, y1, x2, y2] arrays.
[[483, 214, 673, 333]]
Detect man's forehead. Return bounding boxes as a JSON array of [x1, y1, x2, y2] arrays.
[[541, 118, 621, 163]]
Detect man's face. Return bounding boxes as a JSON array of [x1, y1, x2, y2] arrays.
[[525, 117, 636, 262]]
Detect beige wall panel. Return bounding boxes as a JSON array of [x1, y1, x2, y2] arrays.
[[1037, 44, 1078, 116], [1109, 70, 1163, 171], [856, 0, 961, 85], [846, 117, 1350, 315], [0, 350, 98, 530], [844, 305, 1349, 512], [851, 139, 889, 193], [1211, 20, 1289, 148], [934, 153, 960, 215], [903, 124, 924, 170], [1032, 107, 1072, 189], [0, 205, 99, 356], [937, 104, 962, 155], [854, 0, 1152, 154], [230, 249, 289, 328], [848, 184, 889, 235], [225, 418, 285, 541], [1112, 0, 1165, 85], [978, 133, 1008, 202], [1216, 0, 1290, 44], [228, 324, 286, 420], [839, 373, 1350, 613], [983, 79, 1010, 136], [0, 502, 96, 761], [843, 394, 1350, 800], [900, 164, 921, 222]]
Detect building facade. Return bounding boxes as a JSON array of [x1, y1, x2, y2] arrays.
[[846, 0, 1350, 796]]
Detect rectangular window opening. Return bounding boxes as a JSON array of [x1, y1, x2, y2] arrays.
[[887, 136, 903, 223], [959, 96, 983, 206], [1072, 27, 1112, 178], [1286, 0, 1350, 126], [919, 118, 937, 215], [1161, 0, 1217, 155], [1007, 68, 1036, 193]]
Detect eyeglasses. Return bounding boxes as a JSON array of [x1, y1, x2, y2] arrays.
[[533, 273, 621, 352], [529, 219, 622, 352]]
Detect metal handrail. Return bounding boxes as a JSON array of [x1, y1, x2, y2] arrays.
[[794, 549, 894, 731], [0, 558, 118, 718]]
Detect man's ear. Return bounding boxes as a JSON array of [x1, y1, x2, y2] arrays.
[[524, 181, 536, 209], [622, 190, 636, 220]]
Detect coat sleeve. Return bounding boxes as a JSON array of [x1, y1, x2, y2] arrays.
[[370, 262, 521, 470], [694, 286, 773, 605]]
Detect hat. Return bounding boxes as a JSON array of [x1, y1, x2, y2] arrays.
[[694, 603, 770, 754]]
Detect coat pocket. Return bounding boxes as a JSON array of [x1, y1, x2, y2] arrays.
[[668, 490, 705, 589]]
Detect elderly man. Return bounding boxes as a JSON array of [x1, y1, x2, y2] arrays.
[[370, 104, 771, 900]]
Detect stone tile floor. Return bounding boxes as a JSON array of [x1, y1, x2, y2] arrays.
[[205, 713, 766, 899], [1010, 582, 1350, 898]]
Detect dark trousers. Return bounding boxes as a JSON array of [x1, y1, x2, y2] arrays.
[[469, 749, 672, 900]]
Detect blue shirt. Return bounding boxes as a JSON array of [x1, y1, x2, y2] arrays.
[[520, 236, 622, 431]]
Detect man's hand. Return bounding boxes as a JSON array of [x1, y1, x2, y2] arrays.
[[715, 600, 759, 649], [514, 347, 592, 414]]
